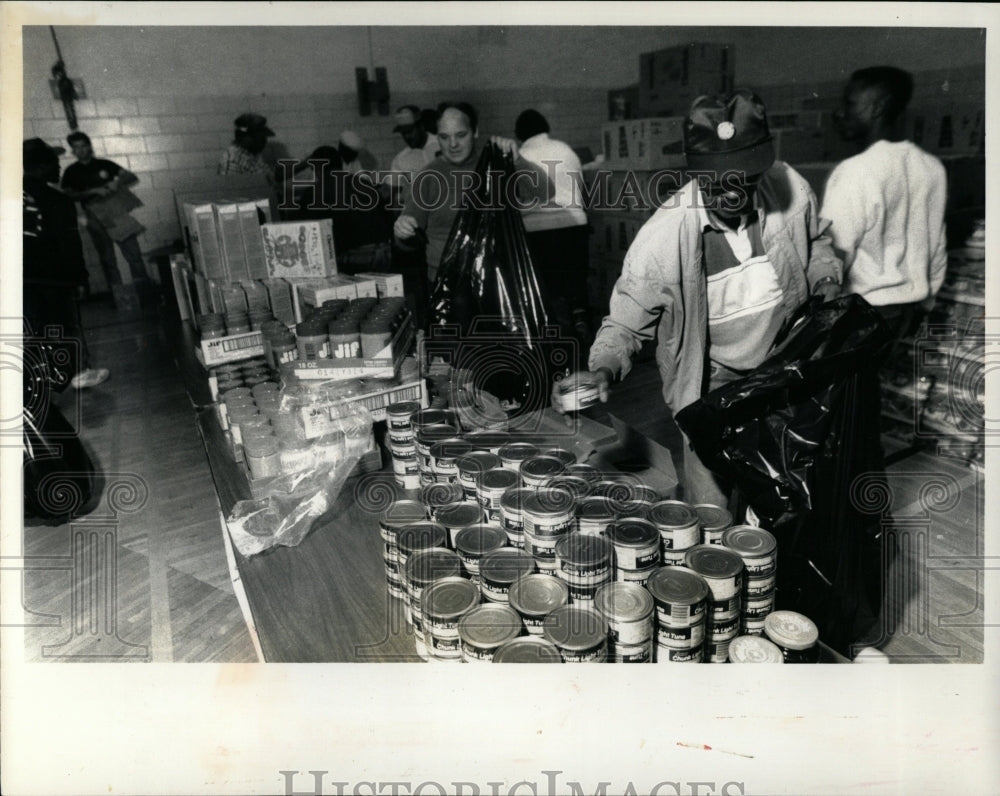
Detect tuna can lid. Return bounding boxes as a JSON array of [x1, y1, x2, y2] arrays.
[[479, 549, 536, 585], [722, 526, 777, 557], [386, 401, 421, 419], [508, 573, 570, 617], [420, 483, 465, 509], [684, 544, 745, 580], [500, 487, 535, 514], [728, 635, 785, 663], [456, 451, 502, 477], [616, 502, 652, 521], [519, 455, 566, 482], [396, 522, 448, 555], [565, 463, 600, 483], [404, 547, 462, 586], [576, 497, 617, 522], [422, 577, 481, 621], [434, 502, 483, 528], [410, 409, 455, 430], [458, 604, 523, 648], [430, 439, 474, 462], [492, 636, 563, 663], [542, 606, 608, 651], [645, 565, 710, 606], [455, 524, 508, 557], [379, 500, 427, 530], [606, 519, 660, 548], [648, 500, 699, 531], [693, 504, 733, 533], [415, 424, 459, 446], [554, 534, 612, 566], [464, 430, 512, 450], [594, 582, 654, 622], [498, 442, 540, 464], [540, 448, 577, 467], [523, 488, 576, 519], [764, 611, 819, 651], [544, 475, 592, 501], [479, 468, 520, 492]]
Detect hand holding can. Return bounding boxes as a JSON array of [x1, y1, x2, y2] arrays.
[[551, 370, 611, 415]]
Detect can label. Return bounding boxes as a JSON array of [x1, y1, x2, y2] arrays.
[[524, 515, 575, 536], [394, 473, 422, 490], [391, 455, 419, 475], [711, 596, 742, 618], [564, 580, 602, 603], [655, 599, 707, 626], [658, 526, 700, 550], [458, 552, 482, 573], [702, 529, 726, 545], [613, 543, 660, 570], [524, 533, 559, 560], [742, 620, 766, 636], [428, 635, 461, 656], [656, 622, 706, 646], [613, 640, 652, 663], [507, 532, 525, 549], [607, 617, 654, 646], [741, 555, 776, 578], [558, 642, 607, 663], [656, 644, 704, 663], [745, 574, 776, 597], [387, 581, 406, 600], [743, 592, 776, 619], [577, 519, 612, 536], [460, 642, 497, 663], [388, 427, 415, 445], [501, 513, 523, 533], [480, 581, 511, 602], [708, 615, 740, 639], [383, 542, 398, 563], [703, 573, 742, 601], [521, 616, 546, 635], [617, 567, 655, 586], [661, 548, 689, 566], [558, 561, 611, 580], [558, 382, 600, 412], [707, 639, 733, 663]]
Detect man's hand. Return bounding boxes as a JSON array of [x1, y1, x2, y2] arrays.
[[393, 214, 420, 240], [812, 277, 841, 303], [489, 136, 520, 162], [551, 369, 611, 414]]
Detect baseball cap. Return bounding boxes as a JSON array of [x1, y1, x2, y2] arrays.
[[683, 89, 775, 176], [23, 138, 65, 167], [393, 107, 419, 132], [339, 130, 364, 151], [234, 113, 275, 136]]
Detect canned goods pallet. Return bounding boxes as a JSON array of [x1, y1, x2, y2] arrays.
[[693, 504, 733, 545], [606, 518, 661, 572], [722, 526, 777, 578], [479, 549, 536, 603], [542, 606, 609, 663], [519, 455, 567, 489], [645, 565, 710, 627], [492, 635, 562, 663], [684, 544, 744, 601], [498, 442, 540, 472], [422, 576, 481, 661], [593, 582, 654, 646], [648, 501, 701, 560], [508, 573, 570, 635], [728, 634, 784, 663], [434, 502, 484, 548], [456, 451, 502, 500], [764, 610, 820, 663], [455, 524, 508, 581], [458, 603, 523, 662]]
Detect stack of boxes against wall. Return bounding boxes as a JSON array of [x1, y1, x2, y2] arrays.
[[374, 403, 820, 664]]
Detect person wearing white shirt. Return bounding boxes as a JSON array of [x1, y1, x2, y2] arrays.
[[821, 66, 948, 342], [515, 109, 590, 341]]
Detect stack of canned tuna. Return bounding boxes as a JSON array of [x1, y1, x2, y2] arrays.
[[373, 400, 819, 663]]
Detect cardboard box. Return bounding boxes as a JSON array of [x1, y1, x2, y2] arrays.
[[290, 315, 415, 382], [601, 118, 686, 170], [608, 84, 640, 121], [353, 272, 404, 298], [214, 203, 248, 282], [184, 201, 226, 280], [197, 331, 265, 367], [170, 254, 195, 323], [638, 43, 734, 117], [261, 278, 296, 326], [909, 103, 984, 156], [238, 200, 271, 280], [297, 378, 427, 440], [336, 274, 379, 299], [260, 220, 337, 279]]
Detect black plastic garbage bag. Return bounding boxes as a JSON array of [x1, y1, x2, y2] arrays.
[[425, 143, 572, 421], [675, 295, 895, 656]]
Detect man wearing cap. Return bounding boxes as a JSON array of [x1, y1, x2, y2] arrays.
[[338, 130, 379, 180], [557, 90, 842, 507], [219, 113, 275, 177], [23, 138, 109, 389], [389, 105, 440, 188]]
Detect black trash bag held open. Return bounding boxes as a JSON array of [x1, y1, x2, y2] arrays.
[[675, 295, 894, 656], [426, 144, 570, 419]]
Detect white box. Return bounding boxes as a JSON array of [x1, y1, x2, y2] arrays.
[[260, 219, 337, 279], [337, 274, 379, 299], [184, 201, 225, 279], [353, 272, 404, 298]]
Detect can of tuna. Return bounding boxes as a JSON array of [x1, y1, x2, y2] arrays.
[[645, 565, 710, 627], [742, 589, 776, 621], [745, 573, 777, 598], [617, 566, 657, 587], [386, 401, 421, 431], [523, 490, 577, 571], [611, 638, 653, 663], [434, 502, 484, 548], [593, 582, 654, 646], [648, 501, 701, 563], [508, 573, 570, 635], [415, 424, 458, 473], [684, 545, 744, 601], [540, 448, 577, 468], [543, 475, 592, 503], [430, 439, 474, 483], [542, 606, 608, 663], [458, 603, 523, 662], [655, 618, 706, 649], [576, 496, 617, 536], [706, 637, 736, 664], [565, 463, 601, 483], [655, 644, 704, 663], [709, 613, 741, 641], [499, 487, 534, 548], [464, 430, 512, 454], [605, 519, 662, 572], [456, 451, 502, 501], [764, 610, 820, 663], [742, 620, 766, 637], [519, 455, 566, 489], [556, 378, 601, 412], [694, 503, 732, 545], [479, 549, 536, 603], [728, 634, 784, 663], [422, 576, 480, 661], [421, 482, 466, 515], [477, 468, 519, 523], [388, 423, 415, 448], [454, 523, 507, 582], [555, 534, 613, 602], [710, 596, 742, 621], [492, 635, 563, 663], [722, 526, 777, 578], [404, 547, 462, 640], [498, 442, 540, 472]]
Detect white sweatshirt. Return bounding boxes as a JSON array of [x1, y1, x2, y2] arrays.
[[821, 139, 947, 307]]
